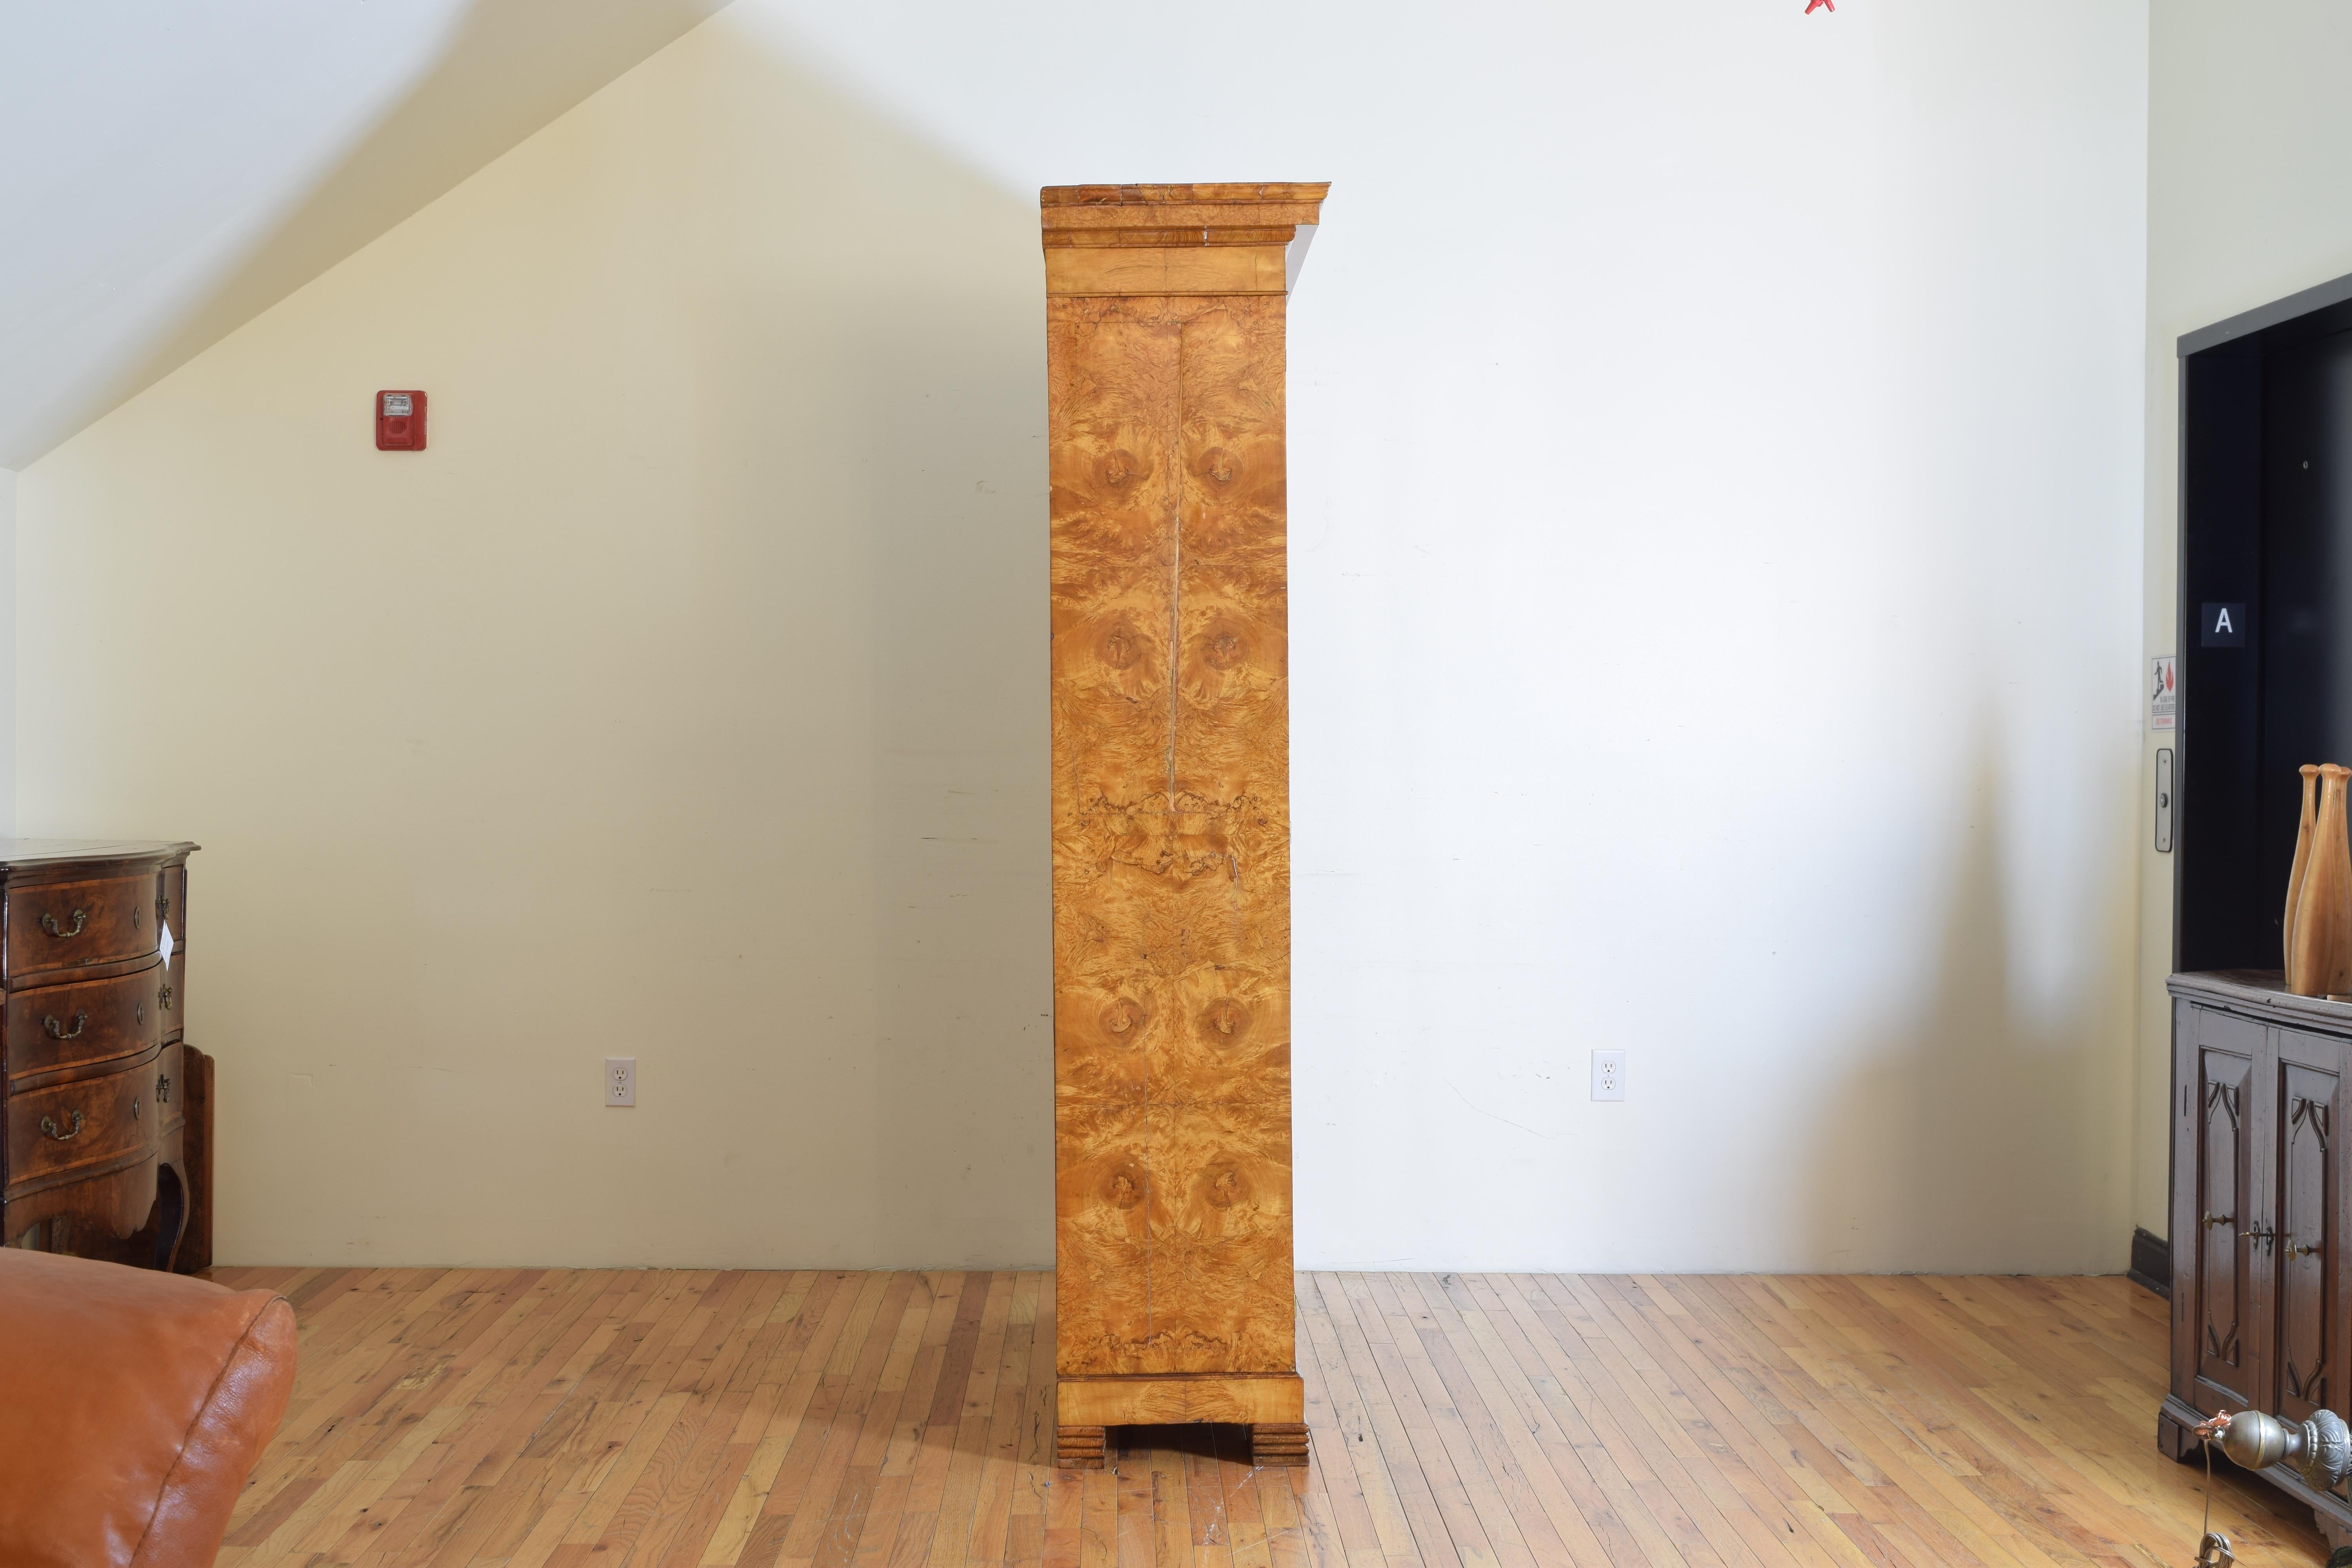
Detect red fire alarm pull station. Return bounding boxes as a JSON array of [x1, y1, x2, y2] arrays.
[[376, 390, 426, 450]]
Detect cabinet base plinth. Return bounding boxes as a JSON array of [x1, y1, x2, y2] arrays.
[[1250, 1423, 1310, 1468], [1055, 1424, 1106, 1470], [1056, 1372, 1304, 1427]]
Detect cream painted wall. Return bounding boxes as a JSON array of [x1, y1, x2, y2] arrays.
[[17, 19, 1048, 1268], [2135, 3, 2352, 1243], [16, 0, 2150, 1270], [0, 466, 10, 833]]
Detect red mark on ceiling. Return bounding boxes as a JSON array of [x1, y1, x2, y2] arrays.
[[1806, 0, 1833, 11]]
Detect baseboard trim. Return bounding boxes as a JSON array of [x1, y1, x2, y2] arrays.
[[2128, 1226, 2169, 1298]]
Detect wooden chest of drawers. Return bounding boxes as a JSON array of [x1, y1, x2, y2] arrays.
[[0, 841, 209, 1273]]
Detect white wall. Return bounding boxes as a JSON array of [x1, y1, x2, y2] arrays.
[[16, 0, 2150, 1271], [2133, 3, 2352, 1244], [0, 466, 10, 834]]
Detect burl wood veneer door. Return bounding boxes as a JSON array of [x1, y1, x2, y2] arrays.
[[1045, 183, 1325, 1465]]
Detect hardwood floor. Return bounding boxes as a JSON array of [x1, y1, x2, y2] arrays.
[[210, 1267, 2330, 1567]]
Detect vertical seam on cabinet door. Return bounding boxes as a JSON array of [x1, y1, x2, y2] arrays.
[[1166, 328, 1183, 811], [1152, 309, 1187, 1357]]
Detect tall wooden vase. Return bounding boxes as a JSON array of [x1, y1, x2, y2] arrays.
[[2291, 764, 2352, 998], [2287, 763, 2321, 989], [1044, 182, 1326, 1472]]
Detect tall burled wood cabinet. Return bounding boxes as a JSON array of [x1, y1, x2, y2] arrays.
[[1044, 182, 1327, 1470]]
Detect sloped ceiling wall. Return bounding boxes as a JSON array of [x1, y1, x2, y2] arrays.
[[0, 0, 727, 469]]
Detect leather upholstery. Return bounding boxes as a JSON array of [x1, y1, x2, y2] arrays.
[[0, 1250, 296, 1568]]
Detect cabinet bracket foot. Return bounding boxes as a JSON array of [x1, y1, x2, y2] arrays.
[[1055, 1424, 1106, 1470], [1250, 1422, 1309, 1468], [2157, 1399, 2201, 1464]]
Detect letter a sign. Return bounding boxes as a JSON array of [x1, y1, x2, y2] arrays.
[[2200, 602, 2246, 648]]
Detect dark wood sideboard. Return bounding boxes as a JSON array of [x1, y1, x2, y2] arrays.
[[0, 840, 207, 1273], [2164, 969, 2352, 1544]]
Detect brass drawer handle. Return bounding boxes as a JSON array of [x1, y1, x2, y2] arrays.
[[38, 910, 87, 939], [41, 1012, 85, 1040], [2288, 1238, 2326, 1260], [158, 984, 173, 1011], [38, 1110, 82, 1141], [2203, 1211, 2236, 1229], [131, 1096, 140, 1121], [156, 1074, 170, 1104]]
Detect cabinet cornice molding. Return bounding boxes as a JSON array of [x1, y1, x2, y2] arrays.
[[1040, 182, 1329, 297]]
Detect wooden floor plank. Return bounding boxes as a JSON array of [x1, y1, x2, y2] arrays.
[[1293, 1276, 1392, 1568], [1407, 1273, 1630, 1568], [1312, 1272, 1472, 1568], [214, 1269, 2324, 1568]]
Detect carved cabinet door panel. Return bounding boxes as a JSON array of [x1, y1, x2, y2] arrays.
[[2274, 1028, 2352, 1430], [2193, 1008, 2262, 1411], [2273, 1038, 2341, 1424]]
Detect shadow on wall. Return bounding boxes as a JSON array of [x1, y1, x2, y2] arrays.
[[18, 16, 1058, 1265], [75, 0, 730, 463], [1806, 746, 2136, 1272], [654, 32, 1053, 1263]]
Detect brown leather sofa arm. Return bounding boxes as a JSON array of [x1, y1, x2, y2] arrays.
[[0, 1249, 297, 1568]]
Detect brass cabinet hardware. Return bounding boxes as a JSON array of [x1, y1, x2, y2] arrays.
[[131, 1096, 140, 1121], [38, 1111, 82, 1141], [2241, 1222, 2279, 1253], [2287, 1238, 2325, 1260], [156, 1075, 170, 1104], [158, 984, 172, 1011], [38, 910, 87, 939], [131, 905, 140, 929], [135, 1002, 143, 1025], [40, 1012, 85, 1040], [2204, 1212, 2236, 1229]]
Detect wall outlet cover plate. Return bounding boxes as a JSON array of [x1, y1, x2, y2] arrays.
[[1592, 1049, 1626, 1102]]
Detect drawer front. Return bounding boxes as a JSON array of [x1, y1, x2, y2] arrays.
[[7, 1058, 160, 1192], [5, 874, 159, 987], [158, 950, 185, 1043], [160, 863, 187, 949], [0, 1151, 166, 1252], [2195, 1003, 2265, 1054], [4, 967, 164, 1083], [155, 1042, 184, 1133]]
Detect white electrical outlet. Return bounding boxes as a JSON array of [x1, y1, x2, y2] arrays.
[[1592, 1049, 1626, 1102], [606, 1057, 636, 1107]]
